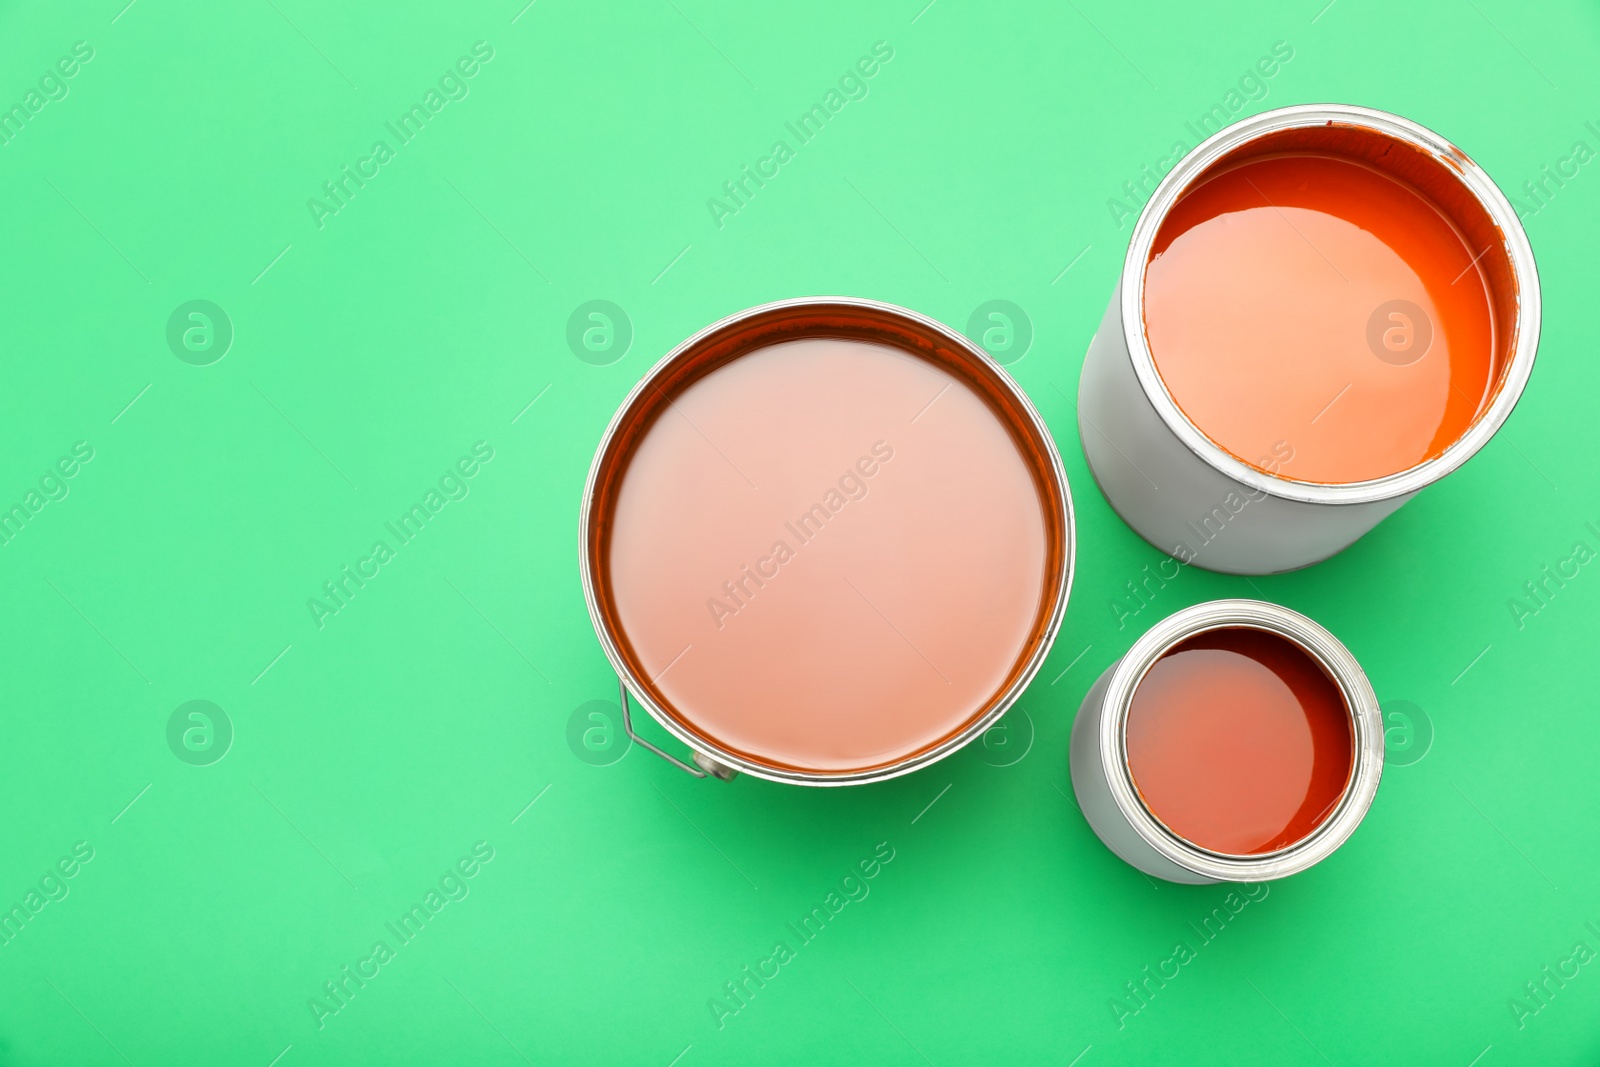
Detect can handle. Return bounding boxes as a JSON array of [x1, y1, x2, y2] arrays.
[[618, 677, 736, 781]]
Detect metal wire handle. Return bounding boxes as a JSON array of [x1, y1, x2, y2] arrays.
[[617, 677, 735, 780]]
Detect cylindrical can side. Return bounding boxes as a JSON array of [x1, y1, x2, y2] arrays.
[[1078, 286, 1415, 574], [1069, 660, 1217, 885]]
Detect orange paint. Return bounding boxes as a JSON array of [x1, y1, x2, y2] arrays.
[[607, 337, 1049, 773], [1125, 627, 1353, 855], [1144, 152, 1499, 484]]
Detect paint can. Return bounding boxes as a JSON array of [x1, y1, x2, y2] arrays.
[[1079, 104, 1540, 574], [581, 298, 1074, 785], [1070, 599, 1382, 883]]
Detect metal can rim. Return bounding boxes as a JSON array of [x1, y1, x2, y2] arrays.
[[1120, 102, 1542, 506], [1096, 598, 1384, 881], [577, 296, 1077, 786]]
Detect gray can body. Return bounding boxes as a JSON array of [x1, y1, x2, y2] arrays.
[[1079, 289, 1416, 575], [1078, 104, 1540, 575]]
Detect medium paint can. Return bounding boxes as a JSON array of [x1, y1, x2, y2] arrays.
[[1078, 104, 1540, 574], [1070, 599, 1382, 883], [580, 298, 1074, 785]]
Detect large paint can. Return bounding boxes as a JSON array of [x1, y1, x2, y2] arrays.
[[581, 298, 1074, 784]]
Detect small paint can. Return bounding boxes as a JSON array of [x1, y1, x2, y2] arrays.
[[1070, 599, 1382, 883], [580, 298, 1075, 785], [1079, 104, 1540, 574]]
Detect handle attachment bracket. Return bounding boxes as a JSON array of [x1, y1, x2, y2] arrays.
[[618, 677, 736, 781]]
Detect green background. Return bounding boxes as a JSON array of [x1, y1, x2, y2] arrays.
[[1, 0, 1596, 1063]]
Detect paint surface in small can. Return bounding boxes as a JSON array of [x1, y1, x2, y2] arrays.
[[1125, 626, 1353, 855], [1144, 146, 1501, 484]]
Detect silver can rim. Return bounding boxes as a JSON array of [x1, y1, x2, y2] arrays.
[[1097, 598, 1384, 881], [577, 296, 1077, 787], [1120, 103, 1542, 506]]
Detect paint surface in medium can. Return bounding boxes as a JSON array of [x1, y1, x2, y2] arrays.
[[1125, 627, 1353, 855], [1143, 146, 1501, 484]]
